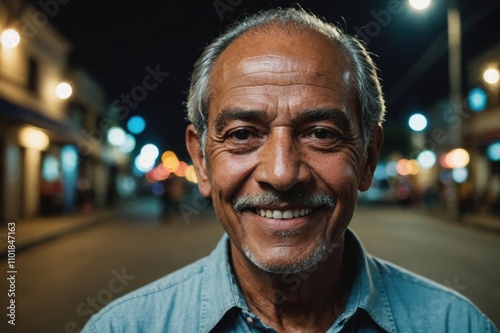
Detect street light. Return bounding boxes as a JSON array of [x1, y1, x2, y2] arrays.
[[0, 29, 20, 48], [408, 0, 462, 147], [409, 0, 431, 11], [483, 68, 500, 85], [409, 112, 428, 151], [55, 82, 73, 99], [408, 113, 428, 132], [446, 0, 462, 148]]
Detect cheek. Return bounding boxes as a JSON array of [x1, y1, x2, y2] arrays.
[[208, 152, 257, 198], [314, 158, 361, 194]]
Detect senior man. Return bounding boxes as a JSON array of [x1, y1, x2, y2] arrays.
[[82, 7, 498, 333]]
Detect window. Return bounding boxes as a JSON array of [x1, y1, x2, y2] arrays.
[[27, 56, 39, 95]]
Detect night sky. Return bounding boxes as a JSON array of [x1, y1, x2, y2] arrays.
[[34, 0, 500, 161]]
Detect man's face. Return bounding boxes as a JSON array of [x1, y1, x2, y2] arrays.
[[187, 26, 382, 273]]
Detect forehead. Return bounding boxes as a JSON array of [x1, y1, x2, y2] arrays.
[[209, 24, 355, 115]]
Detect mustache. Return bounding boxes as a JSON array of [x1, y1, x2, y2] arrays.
[[233, 191, 335, 211]]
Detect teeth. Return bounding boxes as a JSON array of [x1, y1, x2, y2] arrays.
[[257, 208, 313, 220]]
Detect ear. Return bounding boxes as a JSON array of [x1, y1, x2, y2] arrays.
[[186, 124, 212, 198], [358, 124, 384, 192]]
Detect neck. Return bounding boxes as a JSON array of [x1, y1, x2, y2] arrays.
[[231, 235, 351, 332]]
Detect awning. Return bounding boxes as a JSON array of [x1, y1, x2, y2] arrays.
[[0, 99, 80, 144]]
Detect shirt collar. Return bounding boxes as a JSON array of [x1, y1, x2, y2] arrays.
[[201, 233, 251, 331], [342, 228, 397, 333], [202, 230, 398, 333]]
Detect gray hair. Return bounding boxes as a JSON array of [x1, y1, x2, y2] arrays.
[[186, 7, 386, 151]]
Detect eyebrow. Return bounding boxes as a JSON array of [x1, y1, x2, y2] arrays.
[[293, 108, 354, 133], [213, 107, 354, 134], [214, 109, 268, 133]]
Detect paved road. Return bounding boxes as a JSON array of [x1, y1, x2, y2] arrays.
[[350, 203, 500, 328], [0, 198, 498, 332]]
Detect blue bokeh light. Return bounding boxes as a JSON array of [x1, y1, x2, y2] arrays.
[[127, 115, 146, 134], [468, 88, 487, 112], [486, 142, 500, 161]]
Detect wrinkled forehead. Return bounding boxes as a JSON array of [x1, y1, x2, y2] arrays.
[[213, 24, 353, 85]]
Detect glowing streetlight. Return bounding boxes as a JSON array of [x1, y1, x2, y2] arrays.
[[409, 113, 428, 132], [483, 68, 500, 85], [408, 0, 462, 146], [19, 126, 50, 151], [55, 82, 73, 99], [0, 29, 20, 48], [409, 0, 431, 11]]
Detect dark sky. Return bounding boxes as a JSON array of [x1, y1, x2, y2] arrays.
[[36, 0, 500, 161]]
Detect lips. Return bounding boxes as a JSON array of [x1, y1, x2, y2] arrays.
[[256, 208, 314, 219]]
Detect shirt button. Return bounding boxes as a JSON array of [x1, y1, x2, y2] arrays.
[[246, 317, 254, 325]]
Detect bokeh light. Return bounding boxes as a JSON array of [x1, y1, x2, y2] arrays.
[[55, 82, 73, 99], [174, 161, 188, 177], [162, 150, 180, 172], [1, 29, 20, 48], [140, 143, 159, 160], [486, 142, 500, 161], [409, 0, 431, 11], [445, 148, 470, 169], [119, 134, 136, 153], [19, 126, 50, 151], [127, 115, 146, 134], [42, 156, 60, 182], [135, 154, 155, 173], [483, 68, 500, 85], [185, 165, 198, 184], [417, 150, 436, 169], [452, 168, 468, 183], [468, 87, 488, 112], [396, 159, 420, 176], [408, 113, 428, 132], [107, 126, 126, 146]]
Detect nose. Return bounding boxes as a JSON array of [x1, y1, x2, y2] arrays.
[[254, 128, 312, 191]]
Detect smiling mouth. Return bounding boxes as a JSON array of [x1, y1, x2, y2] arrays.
[[256, 208, 314, 220]]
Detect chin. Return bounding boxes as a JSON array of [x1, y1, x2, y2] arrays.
[[241, 240, 334, 275]]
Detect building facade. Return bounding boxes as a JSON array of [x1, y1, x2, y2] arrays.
[[0, 0, 128, 223], [464, 43, 500, 216]]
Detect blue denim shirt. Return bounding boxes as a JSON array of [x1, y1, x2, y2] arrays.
[[81, 229, 498, 332]]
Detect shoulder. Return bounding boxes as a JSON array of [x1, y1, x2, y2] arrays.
[[81, 256, 209, 333], [371, 256, 497, 332]]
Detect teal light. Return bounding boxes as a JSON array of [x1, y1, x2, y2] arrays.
[[487, 142, 500, 161], [127, 115, 146, 134], [468, 88, 487, 112]]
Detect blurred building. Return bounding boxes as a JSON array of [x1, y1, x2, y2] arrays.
[[464, 42, 500, 216], [403, 42, 500, 217], [0, 0, 129, 222]]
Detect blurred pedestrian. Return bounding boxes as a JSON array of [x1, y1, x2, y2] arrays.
[[457, 179, 474, 220], [160, 176, 187, 219]]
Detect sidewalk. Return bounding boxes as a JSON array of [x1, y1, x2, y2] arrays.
[[417, 206, 500, 233], [358, 199, 500, 233], [0, 206, 118, 257], [460, 212, 500, 233]]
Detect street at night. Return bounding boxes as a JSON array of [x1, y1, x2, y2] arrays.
[[1, 0, 500, 331], [0, 197, 498, 332]]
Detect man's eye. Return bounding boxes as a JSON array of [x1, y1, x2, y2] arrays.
[[230, 129, 251, 140], [313, 129, 334, 139]]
